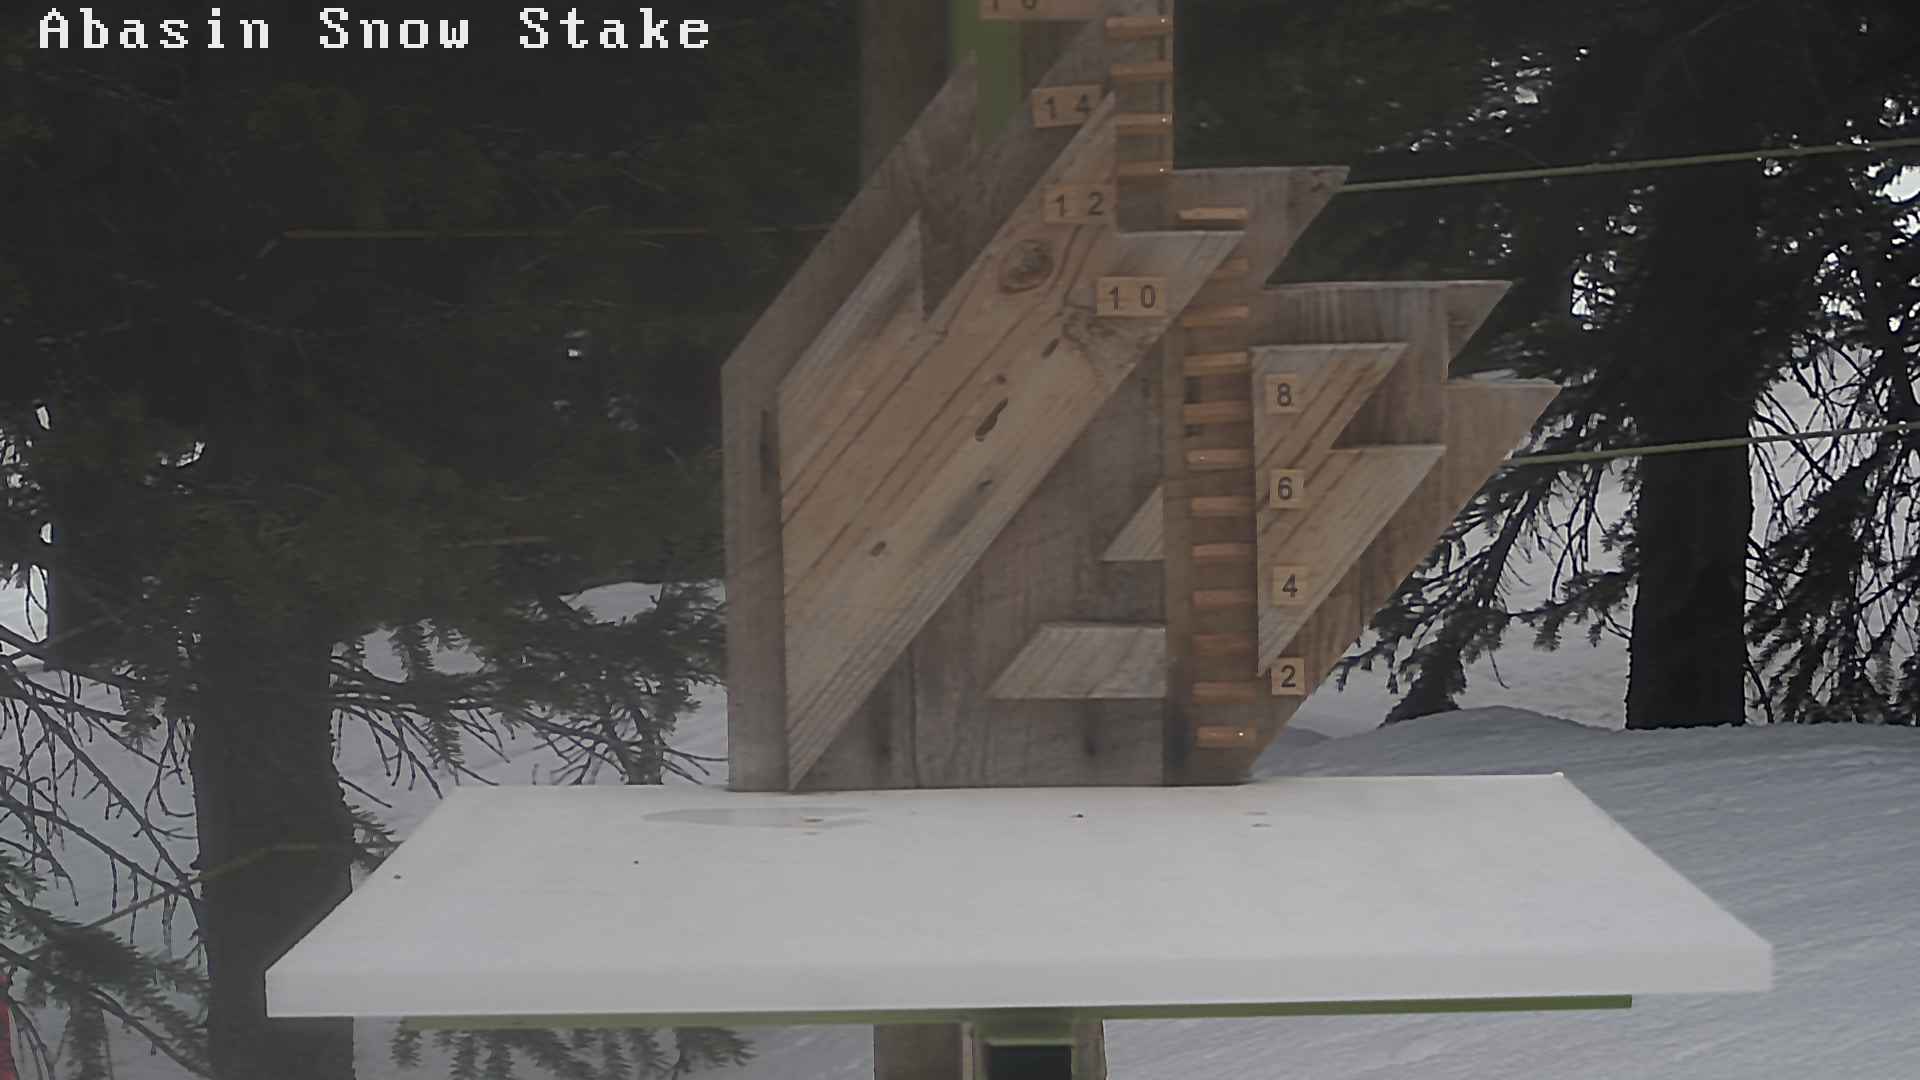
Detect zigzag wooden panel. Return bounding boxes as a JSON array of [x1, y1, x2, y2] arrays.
[[989, 624, 1167, 699], [779, 96, 1243, 783], [722, 0, 1559, 791]]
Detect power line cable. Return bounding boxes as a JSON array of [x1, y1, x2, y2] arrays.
[[1503, 420, 1920, 469], [280, 135, 1920, 242]]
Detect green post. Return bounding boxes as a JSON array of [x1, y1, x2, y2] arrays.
[[950, 1, 1025, 142]]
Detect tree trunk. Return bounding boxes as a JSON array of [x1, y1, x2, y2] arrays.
[[859, 0, 950, 179], [1626, 439, 1752, 729], [189, 599, 356, 1079], [1619, 71, 1768, 729]]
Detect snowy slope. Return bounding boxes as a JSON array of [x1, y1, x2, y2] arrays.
[[9, 582, 1919, 1078], [686, 711, 1920, 1080]]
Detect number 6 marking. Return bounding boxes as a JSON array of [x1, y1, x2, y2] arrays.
[[1268, 469, 1307, 509]]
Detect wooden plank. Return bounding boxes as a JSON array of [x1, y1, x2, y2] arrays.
[[1209, 256, 1252, 281], [1117, 160, 1174, 179], [1106, 15, 1175, 39], [1189, 449, 1251, 471], [777, 221, 925, 487], [1183, 401, 1252, 425], [1273, 380, 1557, 713], [780, 110, 1244, 785], [1191, 496, 1254, 517], [1102, 486, 1163, 562], [1177, 207, 1251, 225], [989, 624, 1168, 700], [981, 0, 1104, 20], [1194, 590, 1256, 610], [806, 9, 1149, 793], [1184, 350, 1251, 376], [1192, 685, 1263, 706], [813, 0, 1171, 802], [1109, 59, 1175, 83], [1193, 724, 1258, 746], [1193, 634, 1255, 657], [1249, 343, 1406, 482], [721, 62, 982, 793], [1255, 446, 1444, 670], [1116, 112, 1176, 134], [1192, 543, 1254, 563], [1165, 168, 1346, 287], [1179, 305, 1252, 328]]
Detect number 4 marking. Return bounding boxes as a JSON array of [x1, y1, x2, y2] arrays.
[[1270, 565, 1310, 607]]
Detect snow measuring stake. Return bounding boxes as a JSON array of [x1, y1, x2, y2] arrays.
[[723, 0, 1560, 791], [266, 6, 1770, 1079]]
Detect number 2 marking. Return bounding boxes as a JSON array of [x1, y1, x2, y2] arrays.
[[1271, 658, 1308, 697]]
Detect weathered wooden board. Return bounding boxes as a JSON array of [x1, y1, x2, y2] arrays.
[[1117, 342, 1406, 564], [1250, 344, 1406, 479], [720, 63, 982, 794], [1254, 446, 1445, 670], [1102, 485, 1165, 562], [780, 100, 1243, 786], [990, 624, 1168, 699]]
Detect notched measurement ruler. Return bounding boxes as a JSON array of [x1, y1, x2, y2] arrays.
[[1270, 658, 1308, 697], [1265, 374, 1304, 414], [980, 0, 1104, 20], [1043, 184, 1116, 224], [1270, 565, 1311, 606], [1268, 469, 1307, 509], [1097, 276, 1168, 318]]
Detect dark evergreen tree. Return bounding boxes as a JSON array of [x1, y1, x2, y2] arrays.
[[1181, 0, 1920, 729], [2, 3, 854, 1077]]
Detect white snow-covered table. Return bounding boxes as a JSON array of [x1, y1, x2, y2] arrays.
[[266, 775, 1769, 1028]]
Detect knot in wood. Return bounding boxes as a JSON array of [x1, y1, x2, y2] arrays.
[[998, 238, 1055, 294]]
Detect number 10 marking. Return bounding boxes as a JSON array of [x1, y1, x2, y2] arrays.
[[1097, 277, 1166, 318]]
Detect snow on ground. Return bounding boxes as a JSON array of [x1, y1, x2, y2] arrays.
[[8, 582, 1920, 1078]]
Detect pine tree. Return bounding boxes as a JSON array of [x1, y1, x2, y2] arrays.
[[1181, 0, 1920, 729], [2, 4, 855, 1077]]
